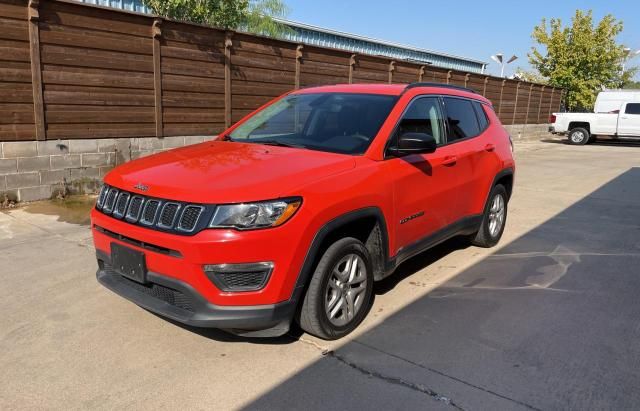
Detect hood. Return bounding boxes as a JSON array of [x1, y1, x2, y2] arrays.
[[104, 141, 356, 203]]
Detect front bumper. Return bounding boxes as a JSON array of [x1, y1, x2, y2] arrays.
[[96, 249, 296, 335]]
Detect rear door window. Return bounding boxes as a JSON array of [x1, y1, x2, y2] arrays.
[[625, 103, 640, 115], [443, 97, 480, 142]]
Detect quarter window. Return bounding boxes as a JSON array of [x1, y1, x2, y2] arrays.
[[443, 97, 480, 141], [625, 103, 640, 115], [472, 101, 489, 131]]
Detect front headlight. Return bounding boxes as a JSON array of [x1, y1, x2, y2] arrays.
[[209, 198, 301, 230]]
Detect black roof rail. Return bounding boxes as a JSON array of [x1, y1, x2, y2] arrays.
[[404, 82, 478, 94]]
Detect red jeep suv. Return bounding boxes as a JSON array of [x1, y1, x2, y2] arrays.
[[93, 83, 515, 340]]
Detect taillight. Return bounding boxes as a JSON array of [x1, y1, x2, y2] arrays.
[[549, 114, 556, 123]]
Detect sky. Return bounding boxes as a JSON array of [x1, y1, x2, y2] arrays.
[[284, 0, 640, 80]]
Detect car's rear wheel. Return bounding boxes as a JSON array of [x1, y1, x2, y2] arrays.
[[470, 184, 508, 248], [297, 237, 374, 340], [568, 127, 590, 145]]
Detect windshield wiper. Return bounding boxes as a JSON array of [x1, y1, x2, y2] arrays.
[[257, 140, 306, 149]]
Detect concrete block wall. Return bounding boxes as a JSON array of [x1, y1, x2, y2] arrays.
[[0, 136, 209, 203], [504, 124, 552, 142]]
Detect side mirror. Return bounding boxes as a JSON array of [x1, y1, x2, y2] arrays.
[[392, 132, 437, 156]]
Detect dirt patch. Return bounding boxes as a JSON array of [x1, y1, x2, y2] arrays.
[[22, 196, 96, 226]]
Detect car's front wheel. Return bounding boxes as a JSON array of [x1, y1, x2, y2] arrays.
[[297, 237, 374, 340]]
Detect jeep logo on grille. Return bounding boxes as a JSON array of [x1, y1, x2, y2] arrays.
[[134, 183, 149, 192]]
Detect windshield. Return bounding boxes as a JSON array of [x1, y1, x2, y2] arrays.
[[228, 93, 397, 155]]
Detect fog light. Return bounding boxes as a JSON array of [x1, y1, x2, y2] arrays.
[[203, 262, 274, 292]]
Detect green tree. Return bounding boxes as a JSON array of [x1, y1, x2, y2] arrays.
[[529, 10, 638, 111], [623, 80, 640, 89], [513, 68, 548, 84], [143, 0, 290, 36]]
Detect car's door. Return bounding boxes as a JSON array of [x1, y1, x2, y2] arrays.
[[617, 103, 640, 136], [384, 96, 461, 254]]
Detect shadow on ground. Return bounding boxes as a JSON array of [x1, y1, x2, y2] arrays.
[[242, 168, 640, 410]]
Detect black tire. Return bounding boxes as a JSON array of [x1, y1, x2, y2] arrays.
[[297, 237, 374, 340], [470, 184, 508, 248], [568, 127, 590, 145]]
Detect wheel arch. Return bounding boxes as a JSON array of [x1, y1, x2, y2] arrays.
[[568, 122, 591, 133], [290, 207, 390, 306]]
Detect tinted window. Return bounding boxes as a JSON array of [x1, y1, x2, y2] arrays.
[[625, 103, 640, 115], [395, 97, 444, 145], [229, 93, 397, 155], [472, 101, 489, 131], [443, 97, 480, 141]]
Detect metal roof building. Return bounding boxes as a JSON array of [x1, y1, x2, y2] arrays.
[[75, 0, 488, 73]]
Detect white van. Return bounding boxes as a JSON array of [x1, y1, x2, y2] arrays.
[[594, 90, 640, 113]]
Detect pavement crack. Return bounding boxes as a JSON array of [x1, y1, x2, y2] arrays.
[[354, 340, 542, 411], [295, 336, 461, 409]]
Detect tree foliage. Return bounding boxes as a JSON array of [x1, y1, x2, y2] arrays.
[[623, 80, 640, 89], [143, 0, 290, 36], [529, 10, 638, 110], [513, 68, 548, 84]]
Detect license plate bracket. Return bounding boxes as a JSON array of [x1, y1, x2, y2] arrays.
[[111, 243, 147, 283]]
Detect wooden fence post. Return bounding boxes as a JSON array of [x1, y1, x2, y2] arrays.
[[512, 81, 521, 125], [498, 79, 506, 117], [446, 70, 452, 84], [348, 54, 356, 84], [28, 0, 45, 141], [418, 65, 425, 82], [482, 76, 489, 97], [388, 60, 395, 84], [294, 44, 303, 89], [537, 85, 545, 123], [224, 32, 233, 129], [464, 73, 470, 88], [548, 87, 555, 120], [152, 18, 163, 138], [524, 83, 534, 125]]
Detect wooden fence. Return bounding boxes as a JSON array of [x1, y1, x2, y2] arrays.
[[0, 0, 564, 142]]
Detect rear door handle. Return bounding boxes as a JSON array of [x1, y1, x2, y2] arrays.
[[484, 143, 496, 152], [442, 155, 457, 166]]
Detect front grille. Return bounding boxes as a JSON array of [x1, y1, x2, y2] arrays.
[[158, 203, 180, 228], [103, 188, 118, 213], [97, 185, 109, 208], [104, 263, 194, 312], [113, 192, 130, 218], [95, 184, 213, 235], [178, 205, 204, 232], [125, 196, 144, 222], [141, 200, 160, 225]]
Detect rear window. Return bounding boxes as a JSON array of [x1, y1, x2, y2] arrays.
[[443, 97, 480, 141], [625, 103, 640, 115]]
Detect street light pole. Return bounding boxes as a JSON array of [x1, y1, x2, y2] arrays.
[[491, 53, 519, 78]]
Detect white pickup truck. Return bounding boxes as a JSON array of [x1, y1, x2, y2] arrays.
[[550, 90, 640, 145]]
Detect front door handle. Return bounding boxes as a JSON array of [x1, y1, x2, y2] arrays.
[[442, 155, 457, 166], [484, 143, 496, 152]]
